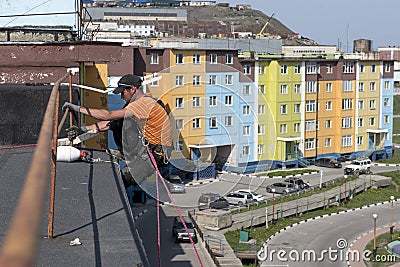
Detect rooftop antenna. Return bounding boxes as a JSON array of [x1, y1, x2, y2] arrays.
[[346, 24, 349, 53]]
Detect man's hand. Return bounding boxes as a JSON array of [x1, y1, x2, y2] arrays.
[[62, 102, 81, 112], [66, 125, 87, 141]]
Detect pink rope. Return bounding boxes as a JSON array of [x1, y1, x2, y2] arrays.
[[0, 144, 37, 151], [146, 146, 204, 267], [155, 167, 161, 267]]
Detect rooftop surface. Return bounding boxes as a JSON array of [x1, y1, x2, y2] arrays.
[[0, 146, 148, 266]]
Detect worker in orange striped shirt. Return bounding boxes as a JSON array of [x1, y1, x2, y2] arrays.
[[63, 74, 172, 187]]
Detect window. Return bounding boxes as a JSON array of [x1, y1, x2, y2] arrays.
[[226, 54, 233, 64], [342, 98, 353, 110], [306, 63, 317, 74], [385, 63, 391, 72], [343, 80, 353, 92], [225, 116, 232, 126], [258, 65, 265, 74], [258, 85, 265, 94], [150, 53, 159, 64], [176, 97, 184, 108], [193, 97, 200, 107], [243, 105, 250, 115], [294, 84, 301, 94], [306, 120, 315, 131], [193, 75, 201, 86], [306, 81, 317, 93], [384, 115, 390, 124], [280, 84, 288, 94], [243, 85, 251, 95], [175, 140, 183, 152], [384, 98, 390, 107], [359, 64, 364, 73], [326, 101, 332, 111], [280, 104, 287, 114], [210, 54, 217, 64], [175, 75, 183, 86], [258, 124, 265, 135], [294, 123, 300, 133], [325, 138, 331, 147], [357, 118, 364, 127], [370, 82, 376, 91], [326, 64, 333, 73], [369, 99, 376, 109], [358, 100, 364, 110], [341, 135, 352, 147], [294, 64, 301, 74], [242, 146, 250, 156], [176, 54, 184, 64], [258, 144, 265, 155], [371, 64, 376, 73], [342, 117, 352, 128], [193, 54, 200, 64], [369, 117, 375, 126], [243, 125, 250, 136], [384, 81, 390, 90], [243, 64, 251, 75], [359, 82, 364, 92], [280, 64, 288, 74], [209, 75, 217, 85], [326, 83, 332, 92], [209, 117, 217, 128], [175, 119, 183, 130], [294, 103, 301, 113], [357, 136, 363, 146], [325, 120, 332, 129], [209, 96, 217, 106], [225, 74, 233, 85], [150, 79, 159, 87], [343, 62, 354, 73], [225, 95, 232, 106], [258, 104, 265, 114], [192, 118, 200, 129], [306, 100, 316, 112], [280, 124, 287, 134], [305, 138, 315, 150]]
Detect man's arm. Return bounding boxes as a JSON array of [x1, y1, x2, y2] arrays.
[[62, 102, 128, 121]]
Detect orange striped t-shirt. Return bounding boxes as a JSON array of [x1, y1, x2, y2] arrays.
[[125, 96, 172, 147]]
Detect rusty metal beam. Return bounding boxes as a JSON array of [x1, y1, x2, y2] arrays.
[[0, 72, 70, 267]]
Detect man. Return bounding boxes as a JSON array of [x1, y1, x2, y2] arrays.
[[63, 74, 172, 187]]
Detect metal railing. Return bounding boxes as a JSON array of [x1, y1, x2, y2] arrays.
[[0, 72, 73, 267]]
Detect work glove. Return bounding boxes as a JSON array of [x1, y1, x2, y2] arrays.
[[62, 102, 81, 113], [66, 125, 87, 141]]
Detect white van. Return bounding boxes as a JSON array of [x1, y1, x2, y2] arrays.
[[225, 192, 253, 205]]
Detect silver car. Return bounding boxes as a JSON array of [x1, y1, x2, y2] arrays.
[[266, 182, 298, 195], [167, 175, 186, 194]]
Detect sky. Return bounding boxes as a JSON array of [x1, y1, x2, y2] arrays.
[[2, 0, 399, 51], [225, 0, 400, 51]]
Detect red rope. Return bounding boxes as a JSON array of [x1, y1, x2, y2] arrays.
[[0, 144, 37, 151], [146, 146, 204, 267]]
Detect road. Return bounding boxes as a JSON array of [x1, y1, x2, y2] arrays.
[[260, 201, 400, 267]]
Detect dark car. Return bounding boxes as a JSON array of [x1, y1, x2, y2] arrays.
[[198, 193, 230, 210], [284, 177, 310, 190], [266, 182, 298, 195], [314, 157, 342, 168], [172, 216, 197, 243]]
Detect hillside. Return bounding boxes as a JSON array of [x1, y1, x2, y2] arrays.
[[186, 6, 318, 46]]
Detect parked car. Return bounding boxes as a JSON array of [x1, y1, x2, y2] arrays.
[[167, 175, 185, 194], [314, 157, 342, 168], [344, 158, 372, 175], [235, 189, 265, 202], [171, 216, 197, 243], [198, 193, 230, 210], [284, 177, 310, 190], [225, 191, 253, 205], [266, 182, 298, 195]]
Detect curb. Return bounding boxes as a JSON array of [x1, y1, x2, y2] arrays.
[[186, 178, 216, 186]]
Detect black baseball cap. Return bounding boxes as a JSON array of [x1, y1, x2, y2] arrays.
[[113, 74, 143, 94]]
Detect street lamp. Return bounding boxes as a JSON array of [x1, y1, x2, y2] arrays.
[[271, 188, 276, 224], [390, 196, 395, 239], [373, 213, 378, 259], [343, 175, 348, 203]]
